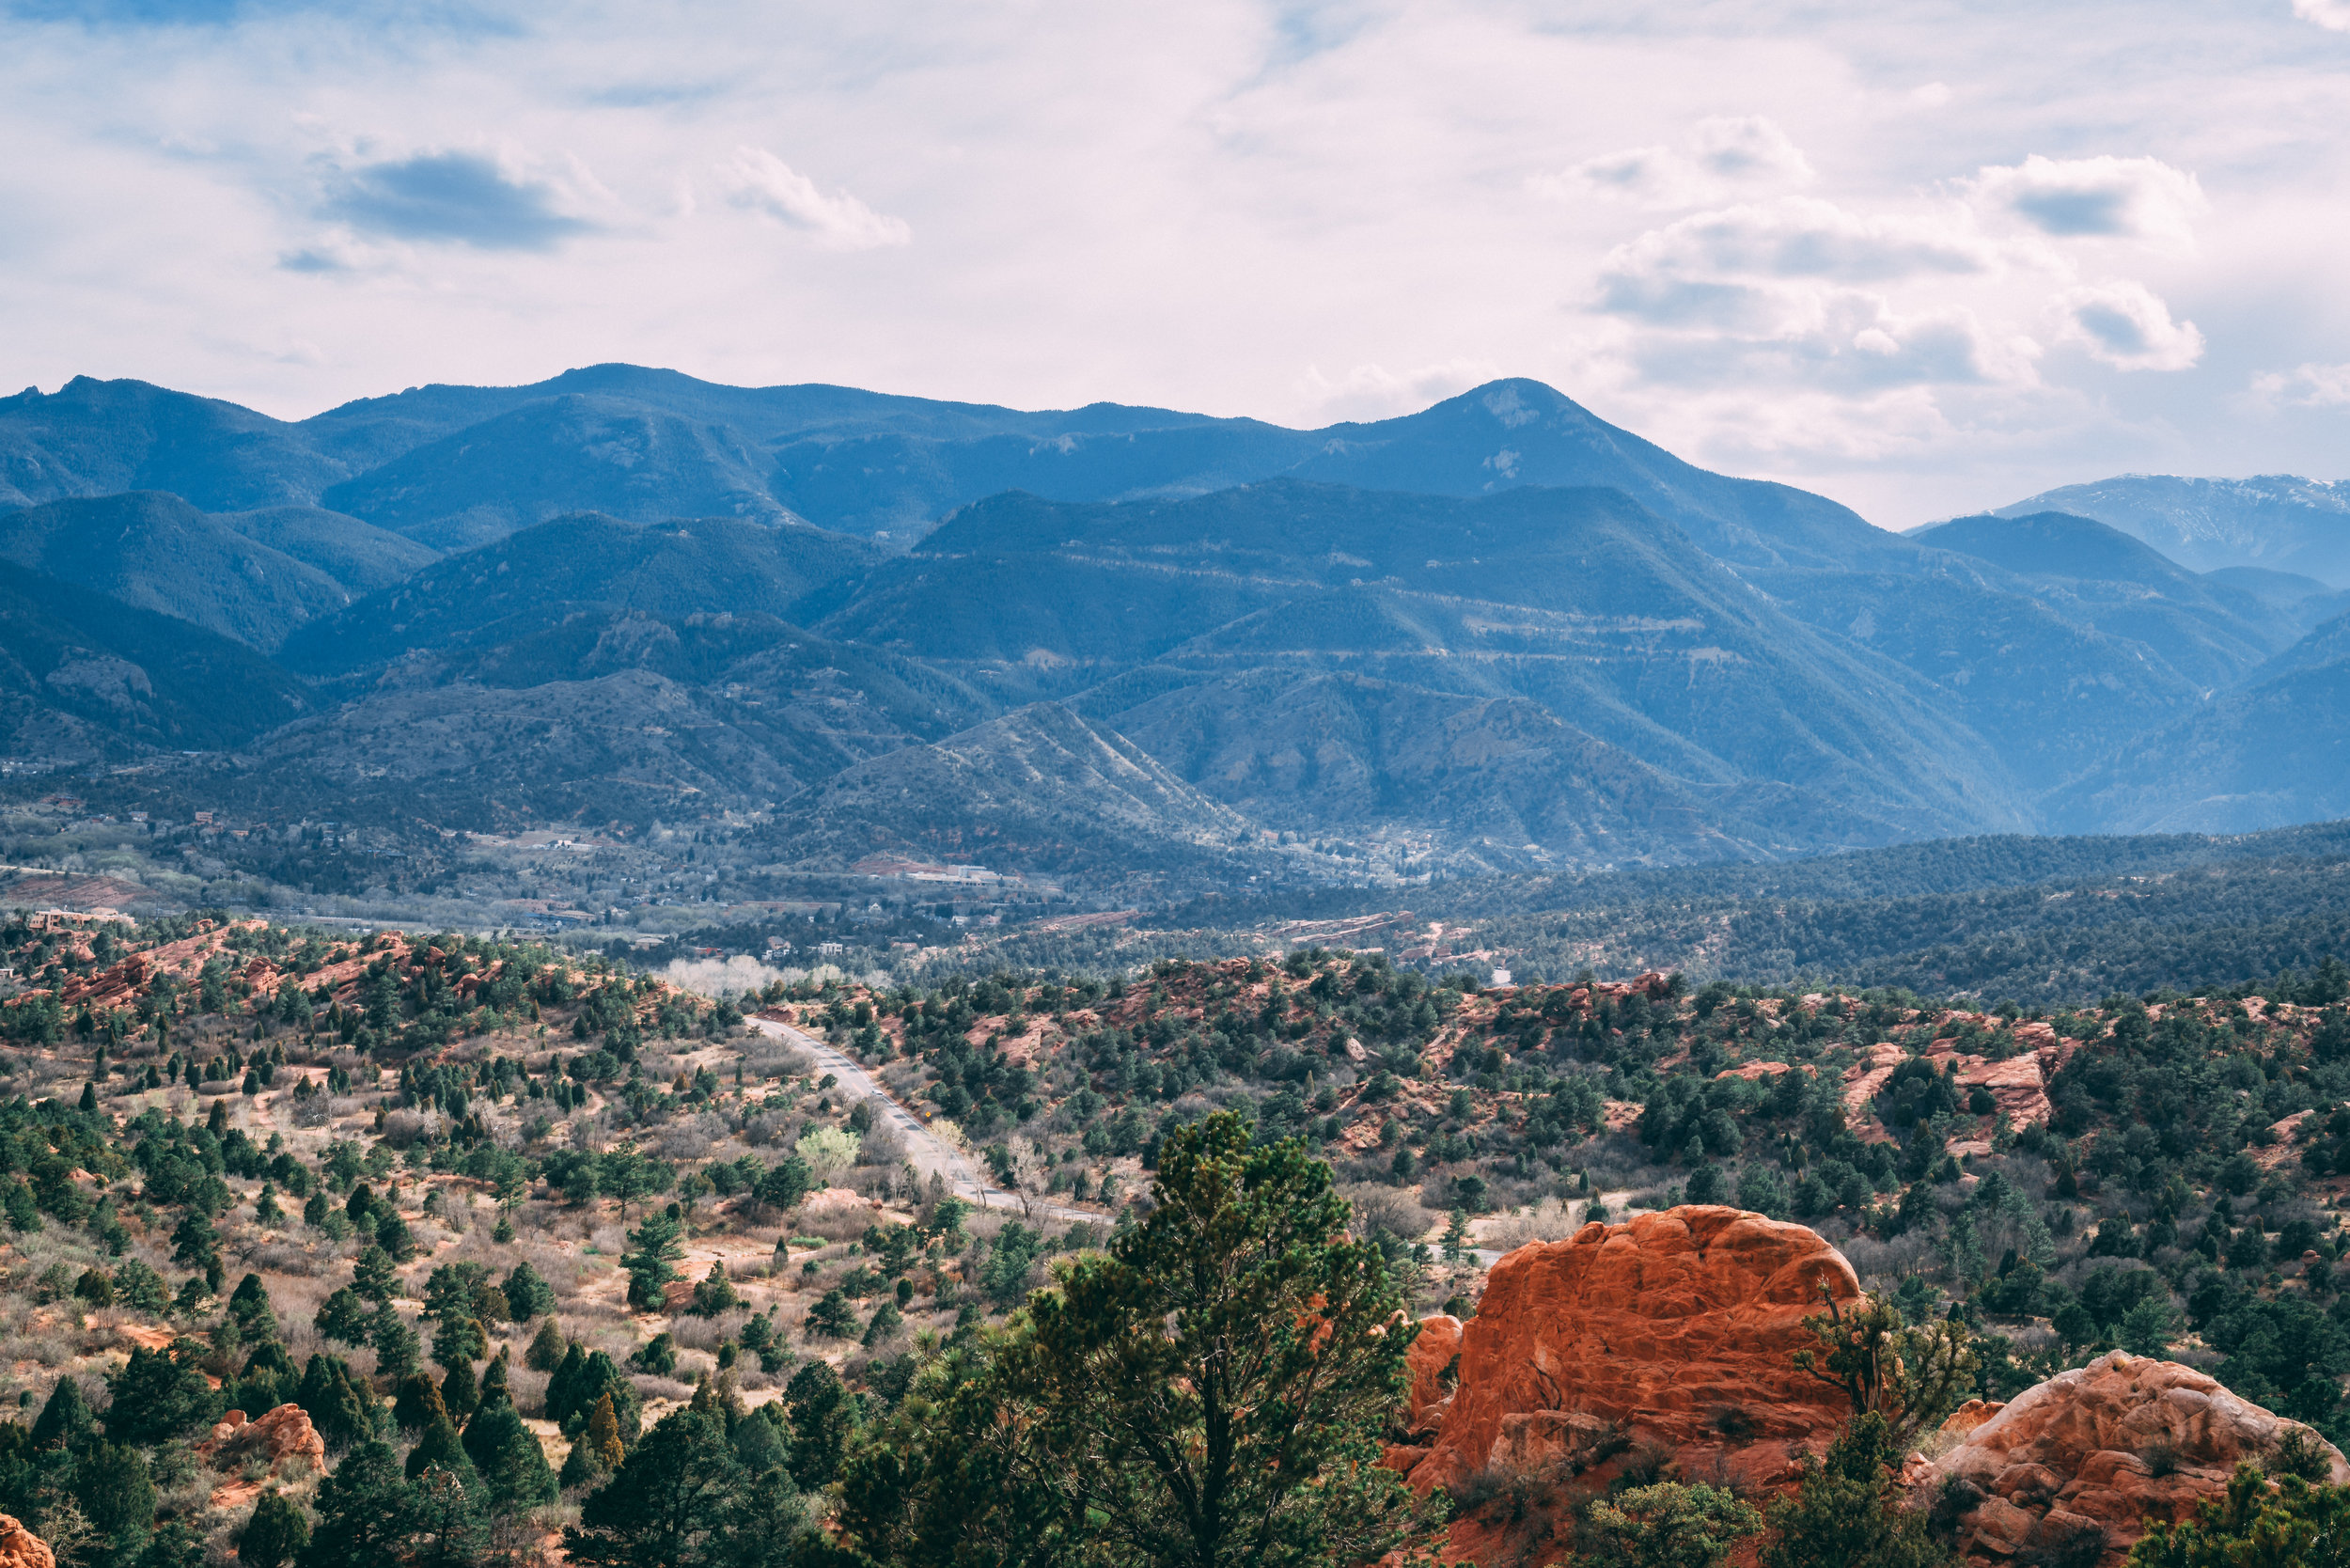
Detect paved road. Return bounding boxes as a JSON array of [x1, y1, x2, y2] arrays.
[[748, 1012, 1105, 1226]]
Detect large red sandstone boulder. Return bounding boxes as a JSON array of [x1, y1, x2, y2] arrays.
[[1930, 1350, 2350, 1565], [197, 1403, 325, 1478], [1400, 1206, 1861, 1496], [0, 1515, 53, 1568]]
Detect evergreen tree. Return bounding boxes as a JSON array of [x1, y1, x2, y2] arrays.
[[431, 1313, 486, 1372], [462, 1393, 558, 1511], [588, 1391, 627, 1472], [558, 1430, 607, 1491], [503, 1262, 556, 1322], [391, 1372, 447, 1435], [525, 1317, 567, 1372], [439, 1358, 478, 1425], [104, 1345, 219, 1445], [621, 1211, 684, 1310], [298, 1439, 409, 1568], [71, 1439, 155, 1543], [545, 1341, 587, 1426], [835, 1112, 1420, 1568], [563, 1406, 805, 1568], [405, 1413, 479, 1487], [31, 1375, 95, 1448], [352, 1246, 397, 1304], [784, 1361, 854, 1490], [314, 1287, 372, 1346], [370, 1307, 420, 1384], [1760, 1414, 1952, 1568], [295, 1355, 380, 1452], [228, 1273, 279, 1342], [239, 1490, 310, 1568]]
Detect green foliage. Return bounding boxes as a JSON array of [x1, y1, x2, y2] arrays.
[[462, 1390, 558, 1511], [239, 1490, 311, 1568], [835, 1111, 1421, 1568], [104, 1345, 220, 1446], [623, 1211, 685, 1310], [563, 1406, 809, 1568], [783, 1361, 854, 1491], [1761, 1414, 1953, 1568], [1590, 1482, 1764, 1568], [2129, 1461, 2350, 1567], [1794, 1294, 1977, 1450]]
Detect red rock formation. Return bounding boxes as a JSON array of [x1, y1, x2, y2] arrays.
[[197, 1403, 325, 1479], [1930, 1351, 2350, 1565], [0, 1514, 54, 1568], [1399, 1207, 1861, 1497], [1402, 1314, 1464, 1436]]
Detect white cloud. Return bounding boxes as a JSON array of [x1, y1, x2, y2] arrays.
[[2294, 0, 2350, 30], [1298, 358, 1500, 421], [2250, 362, 2350, 406], [1600, 196, 1998, 290], [1537, 116, 1813, 210], [719, 146, 910, 250], [1969, 154, 2205, 243], [2053, 280, 2205, 370]]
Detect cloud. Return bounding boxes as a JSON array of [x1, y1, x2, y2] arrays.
[[2054, 280, 2204, 370], [1600, 197, 1997, 296], [1970, 154, 2205, 243], [1297, 358, 1499, 421], [322, 151, 589, 250], [1538, 116, 1813, 210], [2294, 0, 2350, 29], [2249, 362, 2350, 406], [720, 147, 909, 249]]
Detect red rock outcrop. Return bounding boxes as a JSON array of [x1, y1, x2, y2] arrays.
[[1931, 1351, 2350, 1565], [197, 1403, 326, 1478], [1399, 1207, 1861, 1497], [0, 1514, 54, 1568], [1402, 1313, 1464, 1435]]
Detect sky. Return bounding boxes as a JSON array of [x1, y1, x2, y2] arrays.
[[4, 0, 2348, 526]]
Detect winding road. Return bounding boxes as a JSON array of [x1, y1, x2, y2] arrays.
[[748, 1012, 1105, 1225]]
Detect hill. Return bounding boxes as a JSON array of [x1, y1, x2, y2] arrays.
[[0, 567, 311, 758], [277, 511, 885, 676], [1994, 474, 2350, 586], [0, 492, 366, 651]]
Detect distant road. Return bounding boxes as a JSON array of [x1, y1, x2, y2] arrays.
[[747, 1012, 1104, 1225]]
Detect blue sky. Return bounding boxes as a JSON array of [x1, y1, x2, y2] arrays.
[[4, 0, 2347, 525]]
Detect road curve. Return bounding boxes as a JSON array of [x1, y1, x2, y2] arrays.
[[748, 1011, 1104, 1226]]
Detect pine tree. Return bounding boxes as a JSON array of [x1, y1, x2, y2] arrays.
[[480, 1346, 511, 1407], [70, 1439, 154, 1541], [352, 1246, 397, 1303], [588, 1391, 626, 1471], [784, 1361, 854, 1489], [299, 1438, 408, 1568], [563, 1405, 803, 1568], [32, 1374, 96, 1448], [558, 1432, 606, 1491], [239, 1490, 310, 1568], [503, 1262, 556, 1322], [104, 1344, 220, 1445], [405, 1413, 479, 1487], [391, 1372, 448, 1435], [439, 1358, 478, 1425], [525, 1317, 567, 1372], [370, 1306, 420, 1383], [621, 1211, 684, 1310], [546, 1341, 587, 1426], [462, 1394, 558, 1511], [295, 1354, 380, 1452]]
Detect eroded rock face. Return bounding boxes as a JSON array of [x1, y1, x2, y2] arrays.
[[0, 1514, 55, 1568], [1400, 1206, 1862, 1495], [1403, 1314, 1463, 1436], [1931, 1350, 2350, 1565], [198, 1403, 326, 1478]]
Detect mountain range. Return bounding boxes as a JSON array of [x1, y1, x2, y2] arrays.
[[4, 366, 2349, 898]]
